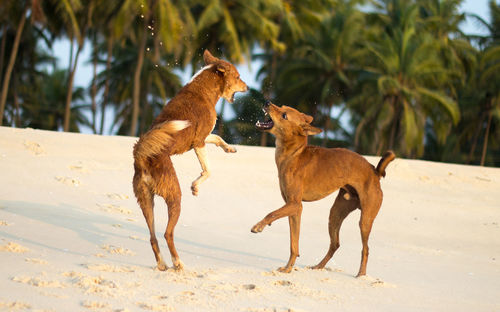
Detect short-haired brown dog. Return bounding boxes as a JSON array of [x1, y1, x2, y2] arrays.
[[252, 102, 395, 277], [133, 50, 248, 271]]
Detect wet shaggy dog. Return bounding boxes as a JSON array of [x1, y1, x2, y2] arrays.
[[133, 50, 248, 271], [253, 102, 395, 277]]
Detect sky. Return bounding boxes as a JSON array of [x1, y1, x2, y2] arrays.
[[49, 0, 492, 134], [460, 0, 491, 35]]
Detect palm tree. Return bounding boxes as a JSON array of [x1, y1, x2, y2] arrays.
[[187, 0, 285, 138], [1, 0, 82, 127], [352, 0, 460, 157], [0, 3, 10, 87], [111, 0, 190, 136], [476, 42, 500, 165], [455, 48, 500, 167], [255, 0, 332, 146], [3, 19, 55, 128], [273, 1, 366, 146], [33, 0, 83, 132], [189, 0, 283, 65], [95, 38, 182, 135], [0, 2, 29, 126], [62, 0, 87, 132], [418, 0, 476, 96], [85, 1, 129, 134], [20, 68, 87, 131], [86, 2, 130, 135], [458, 0, 500, 166]]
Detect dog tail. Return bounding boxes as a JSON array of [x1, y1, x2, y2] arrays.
[[133, 120, 190, 161], [376, 150, 395, 178]]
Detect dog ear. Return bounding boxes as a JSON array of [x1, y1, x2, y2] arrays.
[[301, 124, 322, 136], [203, 50, 218, 65], [215, 64, 226, 75], [302, 113, 314, 124]]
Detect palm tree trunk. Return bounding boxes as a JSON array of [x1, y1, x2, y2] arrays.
[[376, 138, 385, 156], [0, 24, 7, 86], [140, 74, 153, 134], [100, 36, 113, 135], [0, 5, 28, 126], [63, 42, 82, 132], [467, 112, 485, 164], [354, 116, 368, 151], [90, 33, 98, 133], [129, 29, 147, 137], [388, 96, 398, 150], [480, 108, 493, 166], [13, 75, 20, 127]]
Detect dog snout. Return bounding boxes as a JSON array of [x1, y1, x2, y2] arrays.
[[241, 81, 249, 92], [264, 100, 271, 108]]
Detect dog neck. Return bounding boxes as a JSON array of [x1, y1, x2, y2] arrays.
[[185, 65, 224, 105], [274, 135, 308, 163]]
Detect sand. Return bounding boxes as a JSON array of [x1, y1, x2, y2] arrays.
[[0, 126, 499, 311]]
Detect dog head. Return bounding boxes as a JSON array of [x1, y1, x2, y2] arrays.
[[256, 101, 322, 139], [203, 50, 248, 103]]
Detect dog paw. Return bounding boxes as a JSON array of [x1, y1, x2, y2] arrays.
[[191, 184, 199, 196], [251, 223, 264, 233], [157, 261, 168, 271], [356, 270, 367, 278], [173, 260, 184, 271], [309, 264, 325, 270], [224, 146, 237, 153], [277, 266, 292, 273]]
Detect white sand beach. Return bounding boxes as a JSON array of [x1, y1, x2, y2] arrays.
[[0, 126, 499, 311]]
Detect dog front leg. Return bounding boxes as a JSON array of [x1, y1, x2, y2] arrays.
[[251, 202, 302, 233], [278, 212, 302, 273], [191, 146, 210, 196], [205, 134, 237, 153]]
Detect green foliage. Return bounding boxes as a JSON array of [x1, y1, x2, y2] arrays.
[[20, 68, 87, 131]]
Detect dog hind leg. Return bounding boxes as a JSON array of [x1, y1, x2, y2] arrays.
[[164, 193, 183, 270], [158, 157, 184, 271], [312, 188, 358, 270], [134, 177, 167, 271], [356, 190, 382, 277]]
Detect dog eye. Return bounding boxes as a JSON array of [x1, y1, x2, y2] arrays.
[[282, 113, 287, 120]]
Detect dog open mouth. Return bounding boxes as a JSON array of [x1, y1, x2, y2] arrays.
[[256, 108, 274, 130]]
